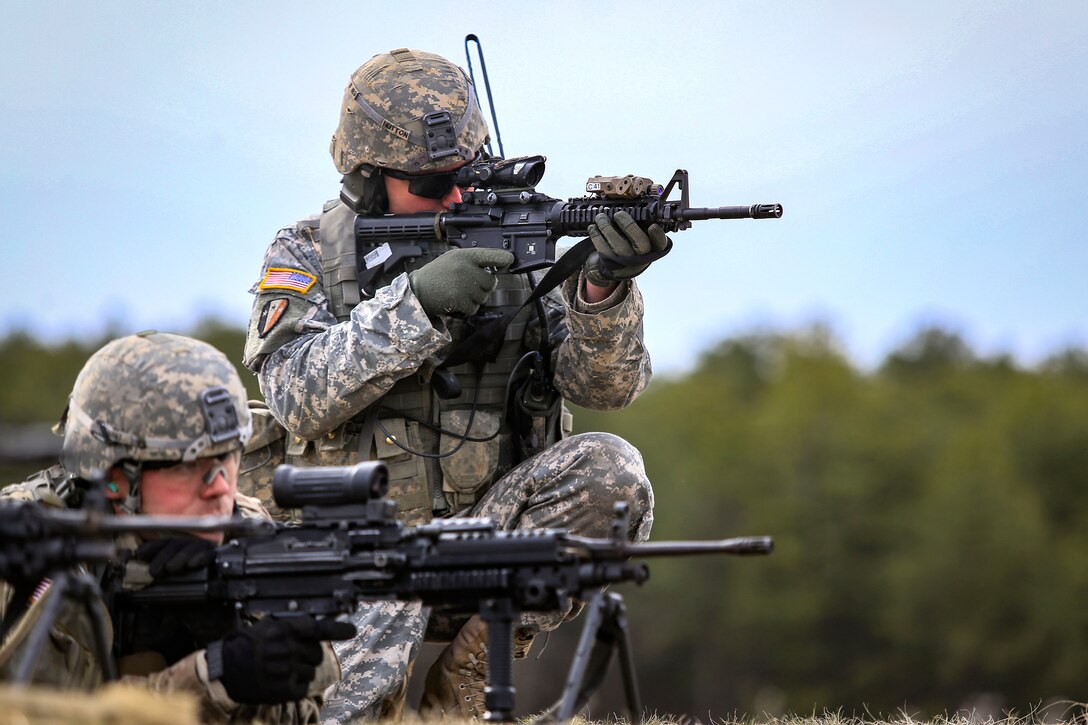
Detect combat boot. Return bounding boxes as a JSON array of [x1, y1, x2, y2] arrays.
[[419, 616, 536, 719], [420, 615, 489, 718]]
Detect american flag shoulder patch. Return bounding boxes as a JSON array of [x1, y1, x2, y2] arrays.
[[259, 267, 317, 294]]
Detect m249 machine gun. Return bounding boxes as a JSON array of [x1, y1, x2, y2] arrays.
[[2, 463, 773, 722], [121, 463, 773, 721]]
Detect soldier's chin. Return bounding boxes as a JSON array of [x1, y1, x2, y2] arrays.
[[193, 530, 225, 544]]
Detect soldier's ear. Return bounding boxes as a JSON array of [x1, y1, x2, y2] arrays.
[[104, 469, 129, 502]]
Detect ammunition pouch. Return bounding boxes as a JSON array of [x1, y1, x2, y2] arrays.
[[370, 417, 432, 523], [439, 409, 503, 512]]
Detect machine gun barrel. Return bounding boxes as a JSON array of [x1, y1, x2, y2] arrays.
[[570, 535, 774, 557]]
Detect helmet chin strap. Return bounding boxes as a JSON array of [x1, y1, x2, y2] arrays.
[[341, 166, 388, 214], [118, 460, 143, 515]]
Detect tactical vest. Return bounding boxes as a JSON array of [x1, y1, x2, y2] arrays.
[[281, 200, 570, 524]]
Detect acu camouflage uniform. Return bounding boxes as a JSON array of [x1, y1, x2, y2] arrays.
[[240, 48, 655, 722]]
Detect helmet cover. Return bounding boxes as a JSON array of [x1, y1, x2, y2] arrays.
[[330, 48, 490, 175], [59, 332, 252, 480]]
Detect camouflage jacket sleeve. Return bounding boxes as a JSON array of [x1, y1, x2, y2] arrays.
[[550, 272, 652, 410], [242, 224, 451, 439], [132, 645, 337, 724]]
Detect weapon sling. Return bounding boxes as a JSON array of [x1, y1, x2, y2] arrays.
[[438, 236, 671, 369]]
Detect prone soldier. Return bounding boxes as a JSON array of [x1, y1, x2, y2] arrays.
[[0, 332, 355, 723]]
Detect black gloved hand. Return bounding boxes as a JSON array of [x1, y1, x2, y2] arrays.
[[1, 502, 64, 586], [0, 548, 37, 587], [409, 248, 515, 317], [136, 537, 217, 579], [584, 210, 671, 286], [215, 616, 356, 705]]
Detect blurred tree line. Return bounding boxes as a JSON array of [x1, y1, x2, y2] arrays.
[[1, 320, 1086, 717], [574, 326, 1088, 718]]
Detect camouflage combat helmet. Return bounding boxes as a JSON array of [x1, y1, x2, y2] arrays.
[[59, 332, 252, 481], [330, 48, 490, 175]]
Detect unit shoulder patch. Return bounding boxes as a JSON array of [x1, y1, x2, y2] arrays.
[[257, 298, 290, 338], [258, 267, 317, 294]]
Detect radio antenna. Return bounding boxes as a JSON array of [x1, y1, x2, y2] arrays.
[[464, 34, 504, 158]]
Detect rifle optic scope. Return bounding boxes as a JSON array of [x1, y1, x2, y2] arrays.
[[272, 462, 389, 508], [457, 154, 546, 189]]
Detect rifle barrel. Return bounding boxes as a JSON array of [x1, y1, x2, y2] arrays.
[[682, 204, 783, 221]]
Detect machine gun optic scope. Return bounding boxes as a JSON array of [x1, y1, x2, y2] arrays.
[[272, 462, 389, 508]]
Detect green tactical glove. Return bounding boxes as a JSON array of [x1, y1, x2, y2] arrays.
[[409, 248, 515, 317], [583, 210, 671, 286]]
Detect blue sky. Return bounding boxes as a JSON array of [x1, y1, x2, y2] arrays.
[[3, 0, 1086, 373]]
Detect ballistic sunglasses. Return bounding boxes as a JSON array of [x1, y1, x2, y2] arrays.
[[382, 166, 463, 200]]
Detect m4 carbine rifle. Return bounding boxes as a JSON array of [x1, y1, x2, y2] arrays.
[[353, 155, 783, 293], [2, 463, 773, 722]]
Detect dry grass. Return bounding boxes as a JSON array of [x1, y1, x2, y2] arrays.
[[0, 683, 200, 724], [552, 709, 1088, 725], [2, 688, 1083, 725], [388, 707, 1088, 725]]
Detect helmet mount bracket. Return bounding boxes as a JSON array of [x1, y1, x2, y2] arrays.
[[200, 387, 241, 445], [423, 111, 459, 161]]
